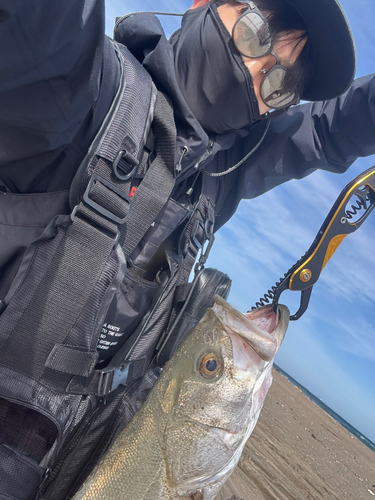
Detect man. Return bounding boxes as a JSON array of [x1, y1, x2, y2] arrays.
[[0, 0, 374, 498]]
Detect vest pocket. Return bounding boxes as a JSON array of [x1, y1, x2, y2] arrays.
[[0, 398, 59, 499], [0, 190, 69, 301], [96, 266, 161, 366], [0, 444, 45, 500]]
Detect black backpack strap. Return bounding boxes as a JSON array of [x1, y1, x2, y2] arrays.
[[0, 42, 177, 397], [121, 91, 177, 258]]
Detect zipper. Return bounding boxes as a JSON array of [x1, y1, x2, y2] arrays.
[[67, 395, 133, 498], [35, 469, 50, 500], [39, 398, 100, 498], [194, 140, 214, 170], [176, 146, 189, 174]]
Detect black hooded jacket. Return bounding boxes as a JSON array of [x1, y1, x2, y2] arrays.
[[1, 1, 375, 234]]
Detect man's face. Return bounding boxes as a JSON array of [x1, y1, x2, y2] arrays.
[[217, 3, 307, 115]]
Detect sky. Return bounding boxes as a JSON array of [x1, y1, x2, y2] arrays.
[[105, 0, 375, 443]]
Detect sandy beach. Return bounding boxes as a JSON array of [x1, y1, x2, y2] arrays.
[[216, 368, 375, 500]]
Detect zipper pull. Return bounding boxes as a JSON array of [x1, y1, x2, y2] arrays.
[[194, 140, 213, 170], [176, 146, 188, 174], [35, 468, 50, 499], [0, 299, 6, 315]]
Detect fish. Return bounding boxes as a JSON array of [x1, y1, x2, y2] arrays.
[[73, 295, 289, 500]]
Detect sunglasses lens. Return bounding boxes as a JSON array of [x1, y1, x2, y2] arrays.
[[233, 12, 271, 58], [261, 67, 296, 109]]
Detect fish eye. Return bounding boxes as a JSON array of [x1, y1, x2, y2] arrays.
[[198, 353, 223, 379]]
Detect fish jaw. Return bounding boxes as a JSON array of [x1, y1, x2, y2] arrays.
[[213, 295, 289, 363]]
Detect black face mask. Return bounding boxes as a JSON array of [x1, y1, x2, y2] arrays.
[[171, 1, 261, 134]]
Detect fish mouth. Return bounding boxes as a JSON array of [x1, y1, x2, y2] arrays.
[[212, 295, 289, 363]]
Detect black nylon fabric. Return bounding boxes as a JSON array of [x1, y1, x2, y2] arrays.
[[1, 5, 375, 499], [0, 444, 45, 500], [0, 398, 58, 462], [95, 268, 161, 366], [0, 219, 120, 380], [0, 190, 70, 299], [172, 1, 260, 134], [0, 0, 120, 194], [122, 91, 177, 258], [41, 370, 157, 499]]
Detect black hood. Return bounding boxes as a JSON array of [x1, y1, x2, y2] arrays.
[[114, 11, 262, 182], [170, 2, 261, 134]]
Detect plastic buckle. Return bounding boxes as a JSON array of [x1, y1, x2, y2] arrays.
[[97, 363, 130, 396], [112, 150, 139, 181], [83, 173, 130, 225]]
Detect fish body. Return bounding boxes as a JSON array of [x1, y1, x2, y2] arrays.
[[73, 296, 289, 500]]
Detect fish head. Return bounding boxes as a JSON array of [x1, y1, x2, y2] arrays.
[[157, 296, 289, 496], [161, 295, 289, 430]]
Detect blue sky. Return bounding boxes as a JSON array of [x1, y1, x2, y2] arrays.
[[105, 0, 375, 443]]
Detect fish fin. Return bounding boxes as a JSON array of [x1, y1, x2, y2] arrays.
[[160, 377, 179, 414]]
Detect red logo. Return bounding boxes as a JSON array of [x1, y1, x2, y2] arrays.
[[129, 187, 137, 198]]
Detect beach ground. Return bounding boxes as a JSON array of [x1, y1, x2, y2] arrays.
[[216, 368, 375, 500]]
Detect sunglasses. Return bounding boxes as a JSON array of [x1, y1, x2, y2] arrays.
[[232, 1, 298, 109]]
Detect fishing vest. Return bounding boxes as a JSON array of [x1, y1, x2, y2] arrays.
[[0, 39, 231, 500]]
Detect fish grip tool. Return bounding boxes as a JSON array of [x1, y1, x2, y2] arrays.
[[252, 165, 375, 320]]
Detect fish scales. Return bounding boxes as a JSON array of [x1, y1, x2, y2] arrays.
[[73, 296, 289, 500]]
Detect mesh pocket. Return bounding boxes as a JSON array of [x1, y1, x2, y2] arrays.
[[0, 444, 45, 500], [0, 398, 58, 463], [0, 398, 58, 499]]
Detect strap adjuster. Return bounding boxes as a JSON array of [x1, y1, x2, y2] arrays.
[[183, 220, 204, 257], [183, 218, 214, 258], [82, 173, 130, 224], [97, 363, 130, 396]]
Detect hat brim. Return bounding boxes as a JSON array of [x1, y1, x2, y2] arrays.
[[285, 0, 356, 101]]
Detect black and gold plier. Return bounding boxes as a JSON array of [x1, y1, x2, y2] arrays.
[[260, 166, 375, 320]]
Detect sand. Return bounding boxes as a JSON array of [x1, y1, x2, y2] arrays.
[[216, 368, 375, 500]]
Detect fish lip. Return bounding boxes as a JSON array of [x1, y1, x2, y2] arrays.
[[213, 296, 289, 362]]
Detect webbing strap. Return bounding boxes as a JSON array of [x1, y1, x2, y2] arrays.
[[45, 344, 98, 377], [177, 194, 216, 285], [0, 40, 178, 393], [0, 217, 119, 381], [44, 48, 176, 392], [122, 91, 177, 257]]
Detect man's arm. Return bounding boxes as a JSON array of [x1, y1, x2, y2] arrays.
[[237, 74, 375, 199], [210, 74, 375, 229], [0, 0, 106, 165], [0, 0, 121, 193]]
